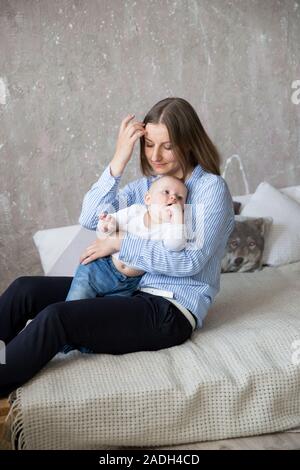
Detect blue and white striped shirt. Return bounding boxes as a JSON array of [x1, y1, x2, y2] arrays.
[[79, 165, 235, 328]]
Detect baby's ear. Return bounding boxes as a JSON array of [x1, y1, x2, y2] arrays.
[[144, 191, 151, 204]]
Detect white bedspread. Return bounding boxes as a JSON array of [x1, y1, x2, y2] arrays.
[[7, 262, 300, 449]]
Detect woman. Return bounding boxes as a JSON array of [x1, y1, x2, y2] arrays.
[[0, 97, 234, 397]]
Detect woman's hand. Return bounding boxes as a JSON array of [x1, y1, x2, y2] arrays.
[[110, 115, 146, 177], [79, 232, 124, 265]]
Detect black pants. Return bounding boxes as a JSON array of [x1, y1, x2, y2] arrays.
[[0, 276, 192, 397]]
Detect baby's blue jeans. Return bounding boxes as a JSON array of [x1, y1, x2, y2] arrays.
[[66, 256, 142, 301]]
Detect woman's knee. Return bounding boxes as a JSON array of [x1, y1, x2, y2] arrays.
[[9, 276, 39, 295], [9, 276, 62, 302]]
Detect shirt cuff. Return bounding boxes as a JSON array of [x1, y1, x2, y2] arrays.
[[94, 164, 122, 192]]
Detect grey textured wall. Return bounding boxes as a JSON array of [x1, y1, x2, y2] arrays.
[[0, 0, 299, 293]]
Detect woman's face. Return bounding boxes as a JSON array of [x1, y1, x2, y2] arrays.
[[144, 123, 182, 178]]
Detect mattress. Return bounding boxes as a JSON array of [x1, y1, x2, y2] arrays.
[[6, 261, 300, 449]]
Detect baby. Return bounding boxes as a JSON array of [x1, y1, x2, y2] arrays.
[[65, 175, 188, 302]]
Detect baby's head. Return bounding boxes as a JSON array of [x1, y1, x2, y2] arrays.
[[144, 175, 188, 223]]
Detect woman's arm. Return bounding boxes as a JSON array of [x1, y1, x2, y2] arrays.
[[80, 222, 187, 265], [118, 177, 235, 277], [79, 115, 146, 230], [79, 166, 136, 230]]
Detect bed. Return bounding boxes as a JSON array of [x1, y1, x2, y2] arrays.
[[4, 260, 300, 450], [3, 180, 300, 449]]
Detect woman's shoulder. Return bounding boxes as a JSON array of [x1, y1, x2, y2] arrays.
[[190, 165, 227, 189], [202, 171, 227, 187], [188, 166, 231, 204]]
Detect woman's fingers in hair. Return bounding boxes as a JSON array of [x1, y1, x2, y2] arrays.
[[131, 129, 146, 141], [127, 122, 146, 138], [121, 114, 145, 128], [120, 114, 135, 132]]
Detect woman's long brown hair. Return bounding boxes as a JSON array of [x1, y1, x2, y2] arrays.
[[140, 97, 221, 180]]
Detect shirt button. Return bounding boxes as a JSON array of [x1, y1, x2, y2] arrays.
[[121, 264, 126, 269]]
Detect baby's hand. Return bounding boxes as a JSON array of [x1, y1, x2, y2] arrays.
[[98, 213, 117, 234], [166, 203, 184, 224]]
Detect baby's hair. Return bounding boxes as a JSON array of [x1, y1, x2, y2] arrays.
[[149, 175, 187, 191]]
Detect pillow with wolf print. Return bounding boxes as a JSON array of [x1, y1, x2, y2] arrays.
[[221, 216, 272, 273]]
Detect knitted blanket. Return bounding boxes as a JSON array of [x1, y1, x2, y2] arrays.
[[6, 262, 300, 449]]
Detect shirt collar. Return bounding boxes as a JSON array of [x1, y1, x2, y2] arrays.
[[147, 164, 204, 187], [185, 165, 205, 188]]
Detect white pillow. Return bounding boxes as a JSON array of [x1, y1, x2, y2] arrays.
[[33, 225, 81, 274], [47, 227, 96, 276], [282, 185, 300, 204], [241, 182, 300, 266], [233, 185, 300, 210]]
